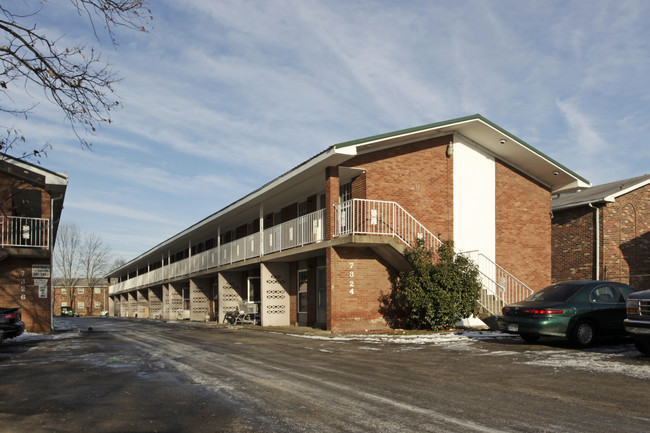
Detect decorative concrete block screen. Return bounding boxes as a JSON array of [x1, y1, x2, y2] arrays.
[[218, 272, 242, 323], [169, 283, 184, 314], [120, 294, 128, 317], [137, 290, 148, 318], [261, 263, 290, 326], [190, 279, 210, 321], [149, 287, 163, 319], [128, 292, 138, 318], [162, 285, 170, 320]]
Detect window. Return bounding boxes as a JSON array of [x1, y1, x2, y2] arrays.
[[339, 182, 352, 203], [12, 189, 42, 218], [61, 302, 68, 307], [61, 288, 67, 295], [298, 270, 308, 314], [94, 302, 101, 309], [298, 200, 309, 217], [78, 302, 85, 309], [94, 287, 102, 294], [590, 285, 621, 303], [78, 288, 85, 295]]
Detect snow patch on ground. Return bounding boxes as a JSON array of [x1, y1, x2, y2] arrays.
[[290, 330, 515, 345], [11, 330, 82, 342], [290, 331, 650, 380], [522, 348, 650, 380]]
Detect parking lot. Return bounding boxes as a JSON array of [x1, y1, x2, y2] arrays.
[[1, 317, 649, 432]]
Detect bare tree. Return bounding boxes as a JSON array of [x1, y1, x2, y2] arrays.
[[79, 231, 112, 313], [53, 223, 82, 308], [0, 0, 152, 157], [110, 256, 126, 273]]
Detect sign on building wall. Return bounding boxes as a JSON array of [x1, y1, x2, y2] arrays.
[[32, 264, 51, 278], [34, 279, 48, 299]]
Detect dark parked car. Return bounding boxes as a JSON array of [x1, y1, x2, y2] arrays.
[[497, 280, 638, 347], [0, 307, 25, 340], [624, 289, 650, 355]]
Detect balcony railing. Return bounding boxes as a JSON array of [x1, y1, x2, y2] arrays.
[[334, 199, 442, 252], [0, 216, 50, 249], [111, 198, 532, 315], [110, 209, 325, 294]]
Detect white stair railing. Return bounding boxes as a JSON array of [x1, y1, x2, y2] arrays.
[[333, 199, 533, 315]]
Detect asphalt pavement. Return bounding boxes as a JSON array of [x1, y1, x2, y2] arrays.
[[0, 317, 649, 433]]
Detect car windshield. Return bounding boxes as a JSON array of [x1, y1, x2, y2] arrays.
[[525, 283, 585, 302]]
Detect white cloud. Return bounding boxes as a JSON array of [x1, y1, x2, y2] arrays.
[[556, 98, 607, 154]]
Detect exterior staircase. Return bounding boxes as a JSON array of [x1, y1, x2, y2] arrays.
[[334, 199, 534, 318]]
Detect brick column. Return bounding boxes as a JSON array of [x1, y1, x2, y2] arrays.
[[325, 166, 340, 241]]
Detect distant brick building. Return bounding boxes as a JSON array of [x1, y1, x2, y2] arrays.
[[52, 278, 109, 317], [107, 115, 588, 332], [552, 174, 650, 290], [0, 154, 68, 332]]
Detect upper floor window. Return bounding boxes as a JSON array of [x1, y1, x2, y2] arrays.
[[12, 189, 42, 218], [61, 288, 67, 295], [78, 288, 84, 294], [94, 287, 102, 294], [340, 182, 352, 203]]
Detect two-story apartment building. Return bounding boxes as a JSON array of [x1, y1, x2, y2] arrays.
[[0, 154, 68, 333], [107, 115, 588, 333]]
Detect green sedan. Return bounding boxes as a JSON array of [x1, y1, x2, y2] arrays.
[[497, 280, 638, 347]]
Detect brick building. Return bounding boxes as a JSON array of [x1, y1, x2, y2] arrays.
[[52, 278, 110, 317], [552, 174, 650, 290], [0, 154, 68, 333], [107, 115, 588, 332]]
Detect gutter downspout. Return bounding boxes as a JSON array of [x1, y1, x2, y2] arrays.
[[588, 203, 599, 280], [50, 193, 64, 332]]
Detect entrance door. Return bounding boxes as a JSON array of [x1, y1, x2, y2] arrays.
[[247, 277, 261, 303], [297, 270, 308, 325], [316, 267, 326, 327]]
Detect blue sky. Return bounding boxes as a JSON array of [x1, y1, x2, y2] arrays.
[[7, 0, 650, 262]]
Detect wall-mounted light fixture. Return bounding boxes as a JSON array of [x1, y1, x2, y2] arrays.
[[446, 141, 454, 157]]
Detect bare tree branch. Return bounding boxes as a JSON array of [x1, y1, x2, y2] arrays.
[[0, 1, 151, 157]]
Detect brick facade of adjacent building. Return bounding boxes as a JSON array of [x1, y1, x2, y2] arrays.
[[53, 279, 110, 317], [552, 181, 650, 290]]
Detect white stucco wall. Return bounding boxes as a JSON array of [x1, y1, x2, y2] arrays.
[[452, 136, 496, 261]]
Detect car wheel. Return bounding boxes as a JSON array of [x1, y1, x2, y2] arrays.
[[570, 320, 596, 348], [520, 333, 540, 343], [633, 339, 650, 356]]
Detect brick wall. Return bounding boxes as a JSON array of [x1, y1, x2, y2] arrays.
[[344, 135, 454, 240], [552, 184, 650, 290], [495, 161, 552, 291], [0, 257, 51, 333], [53, 285, 109, 317], [551, 206, 595, 282], [327, 246, 395, 333], [601, 185, 650, 289]]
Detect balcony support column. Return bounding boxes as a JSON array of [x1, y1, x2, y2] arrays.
[[325, 166, 339, 241]]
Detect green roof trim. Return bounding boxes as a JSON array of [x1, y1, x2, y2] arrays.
[[334, 114, 589, 185]]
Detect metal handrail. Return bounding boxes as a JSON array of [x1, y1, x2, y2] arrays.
[[333, 199, 532, 315]]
